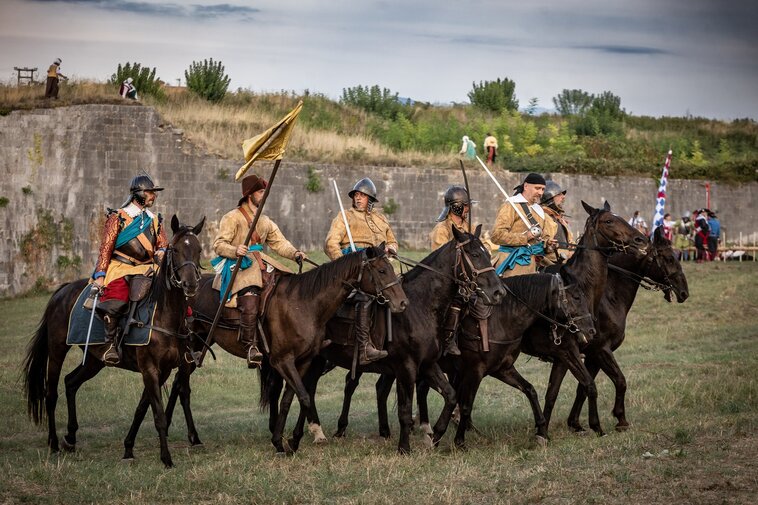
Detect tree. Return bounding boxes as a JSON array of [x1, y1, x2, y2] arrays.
[[184, 58, 231, 103], [468, 78, 518, 113], [110, 62, 165, 100], [340, 84, 408, 120], [590, 90, 625, 120], [525, 97, 539, 115], [552, 89, 593, 116]]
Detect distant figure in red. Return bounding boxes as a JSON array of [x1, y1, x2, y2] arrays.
[[693, 209, 710, 262], [483, 133, 498, 166], [661, 213, 674, 241]]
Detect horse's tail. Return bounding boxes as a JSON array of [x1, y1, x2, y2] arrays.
[[258, 356, 272, 412], [23, 283, 69, 425]]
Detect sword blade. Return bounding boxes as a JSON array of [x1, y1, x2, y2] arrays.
[[82, 290, 99, 366]]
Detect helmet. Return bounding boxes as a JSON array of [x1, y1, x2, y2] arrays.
[[541, 180, 566, 205], [437, 186, 471, 222], [127, 173, 163, 206], [348, 178, 377, 202]]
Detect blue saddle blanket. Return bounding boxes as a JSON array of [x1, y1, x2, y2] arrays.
[[67, 284, 156, 346]]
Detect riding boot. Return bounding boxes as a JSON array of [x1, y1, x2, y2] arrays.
[[355, 300, 387, 365], [238, 293, 263, 369], [97, 300, 128, 366], [441, 304, 462, 356]]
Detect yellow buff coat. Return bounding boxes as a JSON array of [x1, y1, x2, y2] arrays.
[[324, 208, 398, 260]]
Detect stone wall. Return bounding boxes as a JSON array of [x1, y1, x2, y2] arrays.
[[1, 104, 755, 297]]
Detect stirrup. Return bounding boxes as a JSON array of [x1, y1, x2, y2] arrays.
[[444, 341, 461, 356], [359, 345, 387, 365], [247, 346, 263, 369], [103, 344, 120, 366]]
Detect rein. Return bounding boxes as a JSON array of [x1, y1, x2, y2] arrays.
[[340, 251, 402, 306], [607, 244, 675, 293]]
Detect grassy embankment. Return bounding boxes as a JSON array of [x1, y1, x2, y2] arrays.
[[0, 260, 756, 504], [2, 81, 756, 181]]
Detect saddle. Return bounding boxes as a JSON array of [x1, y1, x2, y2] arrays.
[[327, 300, 387, 351]]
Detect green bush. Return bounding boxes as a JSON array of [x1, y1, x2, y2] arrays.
[[305, 167, 323, 193], [110, 62, 166, 100], [0, 196, 8, 208], [185, 58, 231, 103], [468, 78, 518, 113], [340, 85, 409, 120]]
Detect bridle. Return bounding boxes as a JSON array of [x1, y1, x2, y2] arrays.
[[607, 242, 677, 294], [345, 249, 402, 306], [396, 237, 496, 303], [555, 212, 648, 257], [164, 229, 203, 298]]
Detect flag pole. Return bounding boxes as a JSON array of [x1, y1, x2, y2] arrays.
[[475, 155, 534, 231], [200, 158, 282, 366]]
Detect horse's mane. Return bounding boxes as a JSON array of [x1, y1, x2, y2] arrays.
[[149, 225, 195, 303], [502, 273, 555, 312], [283, 250, 365, 297], [402, 239, 455, 284]]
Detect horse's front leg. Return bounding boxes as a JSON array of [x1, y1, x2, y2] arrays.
[[292, 357, 327, 449], [272, 385, 296, 455], [415, 378, 432, 436], [422, 364, 457, 447], [173, 363, 203, 446], [142, 367, 173, 467], [273, 358, 313, 454], [376, 373, 395, 439], [123, 389, 151, 461], [335, 371, 362, 438], [394, 366, 417, 454], [492, 366, 548, 444], [593, 347, 629, 431], [543, 361, 569, 430], [560, 347, 604, 436], [62, 359, 104, 451], [453, 366, 485, 450]]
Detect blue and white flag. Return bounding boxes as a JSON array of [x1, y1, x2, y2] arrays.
[[652, 150, 672, 232]]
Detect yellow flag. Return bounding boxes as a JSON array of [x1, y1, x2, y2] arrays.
[[235, 100, 304, 181]]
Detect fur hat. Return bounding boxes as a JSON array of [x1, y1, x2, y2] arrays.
[[238, 174, 267, 206]]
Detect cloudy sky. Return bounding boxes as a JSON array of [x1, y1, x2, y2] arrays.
[[1, 0, 756, 119]]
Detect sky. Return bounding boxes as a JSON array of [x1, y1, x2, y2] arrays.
[[1, 0, 757, 120]]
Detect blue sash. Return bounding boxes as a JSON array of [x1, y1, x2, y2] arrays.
[[495, 243, 545, 275], [115, 213, 154, 248], [341, 246, 365, 255], [211, 244, 263, 302]]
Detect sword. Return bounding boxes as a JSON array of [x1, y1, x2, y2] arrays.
[[82, 286, 99, 366], [474, 155, 542, 237], [331, 179, 357, 253]]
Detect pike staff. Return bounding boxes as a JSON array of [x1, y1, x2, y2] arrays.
[[331, 179, 356, 253]]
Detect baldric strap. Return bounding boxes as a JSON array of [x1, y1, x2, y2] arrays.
[[238, 205, 266, 271]]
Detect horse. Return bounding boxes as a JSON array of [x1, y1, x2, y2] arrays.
[[541, 225, 689, 433], [338, 200, 648, 443], [279, 225, 505, 454], [23, 216, 205, 467], [149, 244, 408, 455]]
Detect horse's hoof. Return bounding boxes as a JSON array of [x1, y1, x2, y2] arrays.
[[332, 431, 345, 439], [190, 442, 205, 448], [420, 423, 433, 436], [572, 428, 588, 436], [121, 457, 135, 463], [535, 435, 549, 448], [615, 423, 630, 432], [421, 434, 433, 450], [308, 423, 328, 444], [60, 437, 76, 452], [453, 441, 468, 452]]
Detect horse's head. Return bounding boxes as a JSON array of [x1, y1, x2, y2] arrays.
[[451, 224, 504, 305], [553, 271, 597, 344], [358, 243, 409, 313], [581, 200, 648, 258], [167, 215, 205, 298], [645, 227, 689, 303]]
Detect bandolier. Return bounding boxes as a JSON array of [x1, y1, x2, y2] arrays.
[[324, 178, 397, 364], [540, 180, 574, 266]]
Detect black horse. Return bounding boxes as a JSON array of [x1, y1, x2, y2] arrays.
[[541, 225, 689, 433], [23, 216, 205, 467], [272, 225, 505, 454]]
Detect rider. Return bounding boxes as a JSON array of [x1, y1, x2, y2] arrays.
[[324, 177, 398, 364], [491, 172, 557, 277], [540, 180, 574, 266], [430, 185, 493, 356], [212, 174, 306, 368], [92, 173, 168, 366]]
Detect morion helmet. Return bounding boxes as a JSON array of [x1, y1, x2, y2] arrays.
[[348, 178, 378, 202], [541, 180, 566, 207], [127, 173, 164, 206], [437, 185, 471, 222]]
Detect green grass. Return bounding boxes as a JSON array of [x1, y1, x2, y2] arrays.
[[1, 261, 756, 504]]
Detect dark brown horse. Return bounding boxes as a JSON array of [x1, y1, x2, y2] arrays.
[[152, 244, 408, 455], [23, 216, 205, 467], [280, 225, 505, 454], [340, 201, 648, 443], [541, 225, 689, 433]]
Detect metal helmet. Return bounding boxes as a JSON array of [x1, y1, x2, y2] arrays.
[[348, 178, 377, 202], [127, 173, 164, 206], [541, 180, 566, 205], [437, 186, 471, 222]]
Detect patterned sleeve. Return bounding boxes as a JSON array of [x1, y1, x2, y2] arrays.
[[155, 214, 169, 251], [93, 211, 121, 278]]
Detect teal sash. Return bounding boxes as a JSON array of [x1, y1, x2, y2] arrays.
[[341, 246, 365, 255], [115, 213, 154, 248], [495, 243, 545, 275], [211, 244, 263, 302]]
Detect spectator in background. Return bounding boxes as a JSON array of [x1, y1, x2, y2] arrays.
[[694, 209, 710, 262], [119, 77, 138, 100], [662, 213, 674, 241], [629, 210, 649, 236], [483, 132, 498, 166], [459, 135, 476, 160], [707, 210, 721, 261], [45, 57, 67, 99], [674, 212, 693, 261]]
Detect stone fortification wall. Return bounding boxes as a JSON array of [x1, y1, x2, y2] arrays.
[[1, 104, 755, 296]]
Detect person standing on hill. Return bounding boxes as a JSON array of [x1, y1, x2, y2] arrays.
[[483, 133, 498, 166], [45, 58, 67, 99], [707, 210, 721, 261], [694, 209, 710, 262], [674, 212, 693, 261], [459, 135, 476, 160]]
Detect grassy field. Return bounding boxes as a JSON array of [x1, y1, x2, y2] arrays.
[[0, 261, 756, 504]]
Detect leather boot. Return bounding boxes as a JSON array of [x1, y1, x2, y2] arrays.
[[97, 300, 127, 366], [238, 293, 263, 369], [441, 304, 462, 356], [355, 301, 387, 365]]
